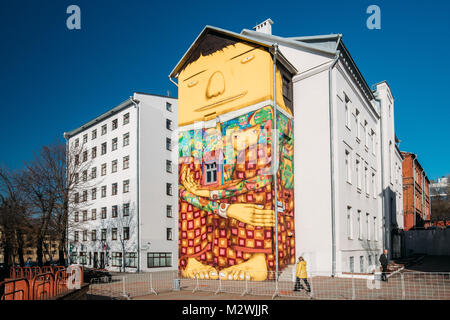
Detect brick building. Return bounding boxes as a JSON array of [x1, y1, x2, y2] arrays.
[[401, 152, 430, 230]]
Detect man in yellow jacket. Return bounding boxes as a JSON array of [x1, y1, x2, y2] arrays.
[[294, 256, 311, 293]]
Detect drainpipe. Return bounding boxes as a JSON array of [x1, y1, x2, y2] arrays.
[[130, 97, 141, 272], [328, 45, 341, 277], [271, 43, 279, 282]]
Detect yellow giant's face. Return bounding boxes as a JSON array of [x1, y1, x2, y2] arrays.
[[178, 42, 290, 126]]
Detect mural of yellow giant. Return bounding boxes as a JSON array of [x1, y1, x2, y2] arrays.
[[174, 29, 295, 281]]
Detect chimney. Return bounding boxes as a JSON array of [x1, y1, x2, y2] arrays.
[[253, 19, 273, 35]]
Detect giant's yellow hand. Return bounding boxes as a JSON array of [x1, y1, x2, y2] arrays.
[[181, 167, 210, 198], [226, 203, 275, 227]]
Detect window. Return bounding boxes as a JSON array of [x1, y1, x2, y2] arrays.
[[356, 158, 361, 190], [112, 183, 118, 195], [374, 217, 378, 241], [91, 230, 96, 241], [83, 151, 88, 162], [101, 207, 107, 219], [123, 203, 130, 216], [80, 191, 87, 203], [91, 167, 97, 179], [74, 192, 79, 204], [347, 206, 353, 239], [389, 141, 393, 184], [83, 230, 87, 241], [91, 187, 96, 200], [166, 102, 172, 112], [345, 150, 351, 183], [166, 160, 172, 173], [371, 130, 376, 155], [166, 183, 172, 196], [112, 252, 122, 267], [92, 129, 97, 140], [166, 205, 172, 218], [101, 124, 107, 135], [360, 256, 364, 273], [166, 228, 173, 241], [101, 142, 107, 155], [123, 113, 130, 125], [205, 162, 217, 184], [83, 134, 88, 144], [358, 210, 362, 240], [123, 227, 130, 240], [74, 212, 79, 222], [82, 210, 88, 221], [355, 109, 360, 141], [366, 213, 370, 240], [166, 119, 173, 130], [344, 94, 351, 129], [123, 156, 129, 169], [79, 252, 87, 264], [364, 121, 368, 148], [75, 155, 79, 166], [75, 138, 79, 148], [123, 133, 130, 146], [112, 119, 118, 130], [112, 205, 118, 218], [110, 160, 118, 174], [74, 173, 79, 184], [372, 172, 376, 198], [112, 228, 118, 240], [166, 138, 171, 151], [112, 138, 118, 151], [349, 256, 354, 273], [74, 231, 79, 242], [365, 166, 369, 196], [123, 180, 130, 193], [101, 163, 107, 176], [91, 209, 96, 220], [82, 170, 87, 182], [368, 255, 372, 268], [125, 253, 137, 268], [101, 185, 106, 198], [101, 229, 106, 241], [147, 252, 172, 268]]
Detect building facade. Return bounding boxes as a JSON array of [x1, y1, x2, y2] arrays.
[[64, 92, 178, 272], [401, 152, 431, 230], [169, 20, 406, 276]]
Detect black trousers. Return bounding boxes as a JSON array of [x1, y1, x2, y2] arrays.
[[381, 266, 388, 281], [294, 277, 311, 292]]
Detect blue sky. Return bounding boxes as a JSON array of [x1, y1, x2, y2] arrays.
[[0, 0, 448, 180]]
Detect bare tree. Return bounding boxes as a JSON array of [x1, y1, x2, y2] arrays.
[[110, 203, 137, 272]]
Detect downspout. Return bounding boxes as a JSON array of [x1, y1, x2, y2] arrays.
[[328, 45, 341, 277], [130, 97, 141, 272], [271, 43, 279, 282]]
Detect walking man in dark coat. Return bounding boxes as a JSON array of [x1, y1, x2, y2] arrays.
[[379, 249, 389, 282]]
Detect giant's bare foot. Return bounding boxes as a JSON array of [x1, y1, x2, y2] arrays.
[[182, 258, 218, 280], [219, 253, 268, 281]]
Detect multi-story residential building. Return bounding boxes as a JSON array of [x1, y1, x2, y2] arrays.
[[373, 82, 404, 259], [64, 92, 178, 272], [168, 20, 403, 276], [430, 176, 449, 199], [401, 152, 431, 230]]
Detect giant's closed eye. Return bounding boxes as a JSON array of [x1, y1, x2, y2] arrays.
[[187, 80, 198, 88], [241, 55, 255, 64]]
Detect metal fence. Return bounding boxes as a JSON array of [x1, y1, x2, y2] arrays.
[[87, 270, 450, 300]]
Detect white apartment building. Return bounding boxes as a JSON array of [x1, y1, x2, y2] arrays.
[[373, 82, 404, 259], [238, 20, 404, 275], [64, 92, 178, 272]]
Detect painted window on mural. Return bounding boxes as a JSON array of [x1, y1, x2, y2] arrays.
[[204, 162, 217, 184]]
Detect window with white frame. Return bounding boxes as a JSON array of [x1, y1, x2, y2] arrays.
[[358, 210, 362, 240], [166, 102, 172, 112], [364, 120, 368, 148], [112, 160, 118, 173], [123, 203, 130, 216], [345, 94, 351, 129], [91, 209, 96, 220], [101, 163, 107, 176], [355, 109, 360, 141], [112, 119, 118, 130], [112, 228, 117, 240], [366, 213, 370, 240], [91, 167, 97, 179], [112, 183, 117, 196], [349, 256, 354, 273], [365, 166, 369, 196], [166, 205, 172, 218], [372, 172, 376, 198], [92, 129, 97, 140], [360, 256, 364, 273], [356, 158, 361, 190], [123, 156, 129, 170], [166, 183, 172, 196], [205, 162, 217, 184], [112, 138, 118, 151], [123, 132, 130, 146], [101, 142, 107, 155], [166, 160, 172, 173], [123, 180, 130, 193], [83, 134, 88, 144], [347, 206, 353, 239], [101, 185, 106, 198], [373, 217, 377, 241], [101, 207, 107, 219], [123, 113, 130, 125], [345, 150, 351, 183], [101, 124, 107, 135], [91, 146, 97, 159], [166, 228, 173, 240]]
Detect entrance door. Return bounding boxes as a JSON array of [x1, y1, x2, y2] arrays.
[[94, 252, 98, 269], [100, 252, 105, 269]]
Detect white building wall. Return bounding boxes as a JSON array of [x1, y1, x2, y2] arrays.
[[134, 93, 178, 272]]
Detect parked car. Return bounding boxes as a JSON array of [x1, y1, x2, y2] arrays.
[[83, 267, 112, 283]]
